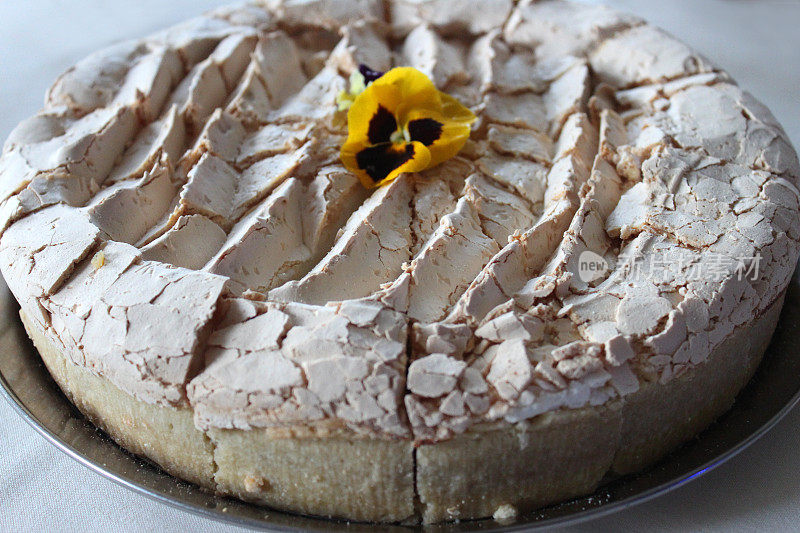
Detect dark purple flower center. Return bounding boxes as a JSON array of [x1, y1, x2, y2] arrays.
[[359, 64, 385, 84]]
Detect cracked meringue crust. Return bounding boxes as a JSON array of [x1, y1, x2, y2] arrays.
[[21, 309, 416, 521], [20, 290, 783, 523], [2, 0, 799, 525]]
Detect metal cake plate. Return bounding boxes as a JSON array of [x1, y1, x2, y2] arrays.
[[2, 267, 800, 532]]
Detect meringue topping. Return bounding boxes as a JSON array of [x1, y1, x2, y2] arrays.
[[0, 0, 797, 443]]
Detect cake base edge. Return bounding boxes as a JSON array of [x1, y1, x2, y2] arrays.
[[20, 289, 785, 524], [414, 291, 785, 522], [20, 309, 416, 523]]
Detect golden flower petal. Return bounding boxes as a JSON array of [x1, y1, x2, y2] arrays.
[[402, 107, 473, 167], [375, 67, 441, 115], [341, 140, 431, 188], [438, 91, 477, 124]]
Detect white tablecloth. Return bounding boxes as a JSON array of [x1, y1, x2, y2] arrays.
[[1, 1, 799, 531]]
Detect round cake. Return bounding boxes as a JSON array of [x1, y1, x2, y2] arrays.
[[2, 0, 798, 524]]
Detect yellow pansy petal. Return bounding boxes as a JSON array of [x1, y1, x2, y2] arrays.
[[373, 141, 431, 187], [402, 108, 474, 167], [364, 82, 404, 115], [340, 140, 367, 182], [345, 77, 407, 147], [428, 121, 472, 166], [374, 67, 441, 114], [346, 95, 379, 144], [341, 140, 430, 188], [438, 91, 477, 124], [346, 98, 397, 150]]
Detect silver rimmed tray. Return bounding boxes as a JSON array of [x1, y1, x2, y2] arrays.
[[2, 269, 800, 532]]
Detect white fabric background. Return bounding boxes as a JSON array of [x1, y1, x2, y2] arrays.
[[1, 1, 799, 531]]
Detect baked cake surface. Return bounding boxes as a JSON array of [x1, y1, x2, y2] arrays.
[[2, 0, 799, 524]]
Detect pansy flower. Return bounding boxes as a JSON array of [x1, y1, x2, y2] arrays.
[[336, 64, 386, 112], [340, 66, 476, 188]]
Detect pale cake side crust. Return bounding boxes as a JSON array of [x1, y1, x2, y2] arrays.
[[415, 405, 622, 523], [209, 428, 415, 522], [415, 292, 784, 522], [21, 309, 217, 488], [21, 290, 783, 523], [21, 309, 416, 523], [610, 297, 777, 477]]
